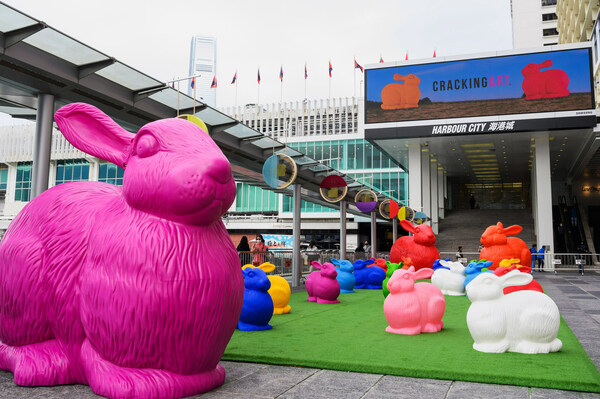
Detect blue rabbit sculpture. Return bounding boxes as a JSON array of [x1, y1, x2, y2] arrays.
[[238, 267, 274, 331], [353, 259, 385, 289], [330, 258, 355, 293]]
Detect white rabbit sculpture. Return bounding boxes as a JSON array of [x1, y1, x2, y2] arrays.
[[466, 270, 562, 354], [431, 260, 466, 296]]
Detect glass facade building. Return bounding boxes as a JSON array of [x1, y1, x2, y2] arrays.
[[224, 98, 407, 217]]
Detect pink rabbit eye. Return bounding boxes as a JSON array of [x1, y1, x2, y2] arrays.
[[135, 134, 159, 158], [402, 274, 410, 280]]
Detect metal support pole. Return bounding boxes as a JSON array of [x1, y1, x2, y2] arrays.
[[340, 200, 347, 260], [292, 183, 302, 287], [370, 211, 377, 258], [392, 217, 398, 243], [31, 94, 55, 199]]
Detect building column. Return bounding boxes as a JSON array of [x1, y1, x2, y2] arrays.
[[392, 217, 398, 242], [292, 183, 302, 287], [421, 148, 431, 221], [340, 199, 347, 259], [533, 134, 553, 270], [370, 210, 377, 257], [430, 160, 439, 234], [408, 140, 422, 213], [31, 93, 55, 199], [438, 167, 445, 219]]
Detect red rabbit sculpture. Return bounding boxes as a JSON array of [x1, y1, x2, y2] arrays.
[[479, 222, 532, 270], [390, 220, 439, 270], [521, 59, 569, 100]]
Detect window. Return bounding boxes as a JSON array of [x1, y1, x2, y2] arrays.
[[541, 0, 556, 6], [0, 165, 7, 191], [55, 159, 90, 185], [542, 13, 557, 21], [543, 28, 558, 37], [235, 183, 278, 212], [15, 162, 32, 202], [98, 163, 125, 186]]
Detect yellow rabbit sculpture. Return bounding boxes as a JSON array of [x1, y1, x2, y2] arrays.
[[242, 262, 291, 314]]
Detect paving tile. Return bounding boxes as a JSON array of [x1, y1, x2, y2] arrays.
[[221, 361, 270, 384], [532, 387, 591, 398], [212, 364, 318, 397], [446, 381, 529, 399], [362, 375, 451, 399], [279, 370, 382, 399]]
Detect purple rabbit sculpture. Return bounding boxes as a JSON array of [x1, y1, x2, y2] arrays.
[[0, 103, 244, 399]]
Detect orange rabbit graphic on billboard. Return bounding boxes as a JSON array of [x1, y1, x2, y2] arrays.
[[521, 59, 569, 100], [381, 74, 421, 110]]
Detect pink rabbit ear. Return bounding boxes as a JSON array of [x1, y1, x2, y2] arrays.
[[54, 103, 135, 168], [407, 265, 416, 272], [413, 268, 434, 280], [311, 261, 323, 270]]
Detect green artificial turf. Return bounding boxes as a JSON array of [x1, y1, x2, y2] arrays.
[[223, 289, 600, 393]]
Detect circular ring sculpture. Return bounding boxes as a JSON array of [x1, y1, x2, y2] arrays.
[[262, 154, 298, 189], [398, 206, 415, 222], [354, 189, 378, 213], [379, 199, 399, 219], [319, 175, 348, 203], [177, 114, 209, 133]]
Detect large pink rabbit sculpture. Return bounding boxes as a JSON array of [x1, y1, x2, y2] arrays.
[[390, 220, 440, 270], [384, 266, 445, 335], [0, 103, 244, 399], [306, 261, 340, 304], [521, 59, 569, 100]]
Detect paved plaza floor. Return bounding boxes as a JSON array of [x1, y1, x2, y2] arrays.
[[0, 271, 599, 398]]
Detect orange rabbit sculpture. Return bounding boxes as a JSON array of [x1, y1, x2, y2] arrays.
[[381, 74, 421, 110], [479, 222, 531, 270]]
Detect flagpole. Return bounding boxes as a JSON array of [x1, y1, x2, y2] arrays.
[[353, 55, 356, 99]]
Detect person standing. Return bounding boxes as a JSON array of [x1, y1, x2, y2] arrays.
[[530, 244, 537, 270], [236, 236, 251, 266], [456, 246, 464, 261], [251, 234, 268, 266], [537, 245, 545, 271], [469, 195, 476, 209], [364, 241, 372, 255], [305, 240, 320, 271]]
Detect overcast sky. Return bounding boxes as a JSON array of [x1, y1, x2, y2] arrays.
[[4, 0, 513, 108]]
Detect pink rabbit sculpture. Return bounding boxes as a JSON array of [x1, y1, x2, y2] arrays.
[[0, 103, 244, 399], [390, 220, 440, 270], [521, 59, 569, 100], [384, 266, 445, 335], [306, 261, 340, 304]]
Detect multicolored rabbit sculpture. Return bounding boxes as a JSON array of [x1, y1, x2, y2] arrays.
[[238, 267, 274, 331], [431, 259, 466, 296], [479, 222, 531, 270], [353, 258, 386, 289], [466, 270, 562, 354], [330, 258, 356, 293], [243, 262, 291, 314], [390, 220, 440, 270], [306, 261, 340, 304], [384, 266, 445, 335], [521, 59, 569, 100], [382, 261, 404, 298], [0, 103, 243, 399]]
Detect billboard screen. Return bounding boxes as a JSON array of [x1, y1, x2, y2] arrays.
[[364, 48, 594, 126]]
